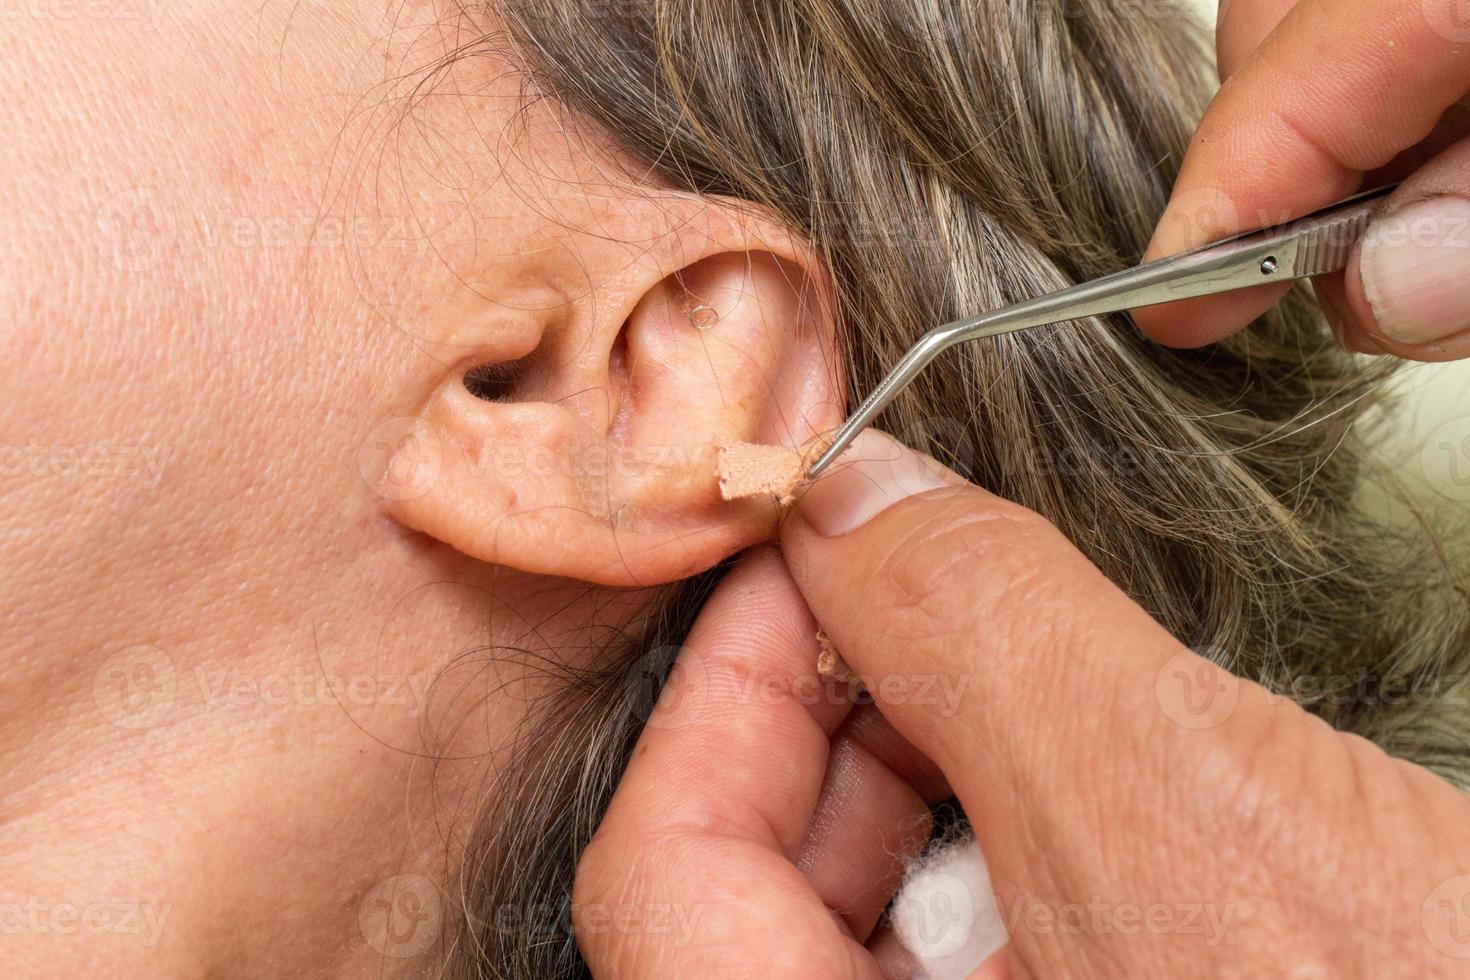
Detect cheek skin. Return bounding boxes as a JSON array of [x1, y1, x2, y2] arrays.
[[0, 1, 856, 975]]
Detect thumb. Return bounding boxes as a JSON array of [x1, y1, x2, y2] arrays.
[[780, 430, 1470, 975], [779, 430, 1201, 796], [1329, 135, 1470, 361], [778, 430, 1278, 970]]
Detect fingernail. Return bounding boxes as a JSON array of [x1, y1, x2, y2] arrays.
[[1315, 285, 1384, 354], [1361, 196, 1470, 346], [796, 430, 964, 537]]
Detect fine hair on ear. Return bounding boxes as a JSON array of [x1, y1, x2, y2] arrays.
[[431, 1, 1470, 976]]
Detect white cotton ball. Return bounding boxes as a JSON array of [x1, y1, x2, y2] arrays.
[[889, 830, 1006, 980]]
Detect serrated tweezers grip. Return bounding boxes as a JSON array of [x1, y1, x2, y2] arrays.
[[1290, 206, 1376, 276]]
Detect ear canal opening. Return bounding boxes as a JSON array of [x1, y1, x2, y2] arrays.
[[463, 359, 522, 402]]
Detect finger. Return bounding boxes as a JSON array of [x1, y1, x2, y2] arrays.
[[782, 434, 1470, 973], [575, 548, 870, 978], [864, 925, 920, 979], [1215, 0, 1297, 78], [779, 429, 1177, 825], [1136, 0, 1470, 347], [777, 431, 1273, 973], [839, 704, 951, 804], [794, 706, 952, 942], [797, 734, 932, 940], [971, 947, 1016, 980], [1324, 134, 1470, 359]]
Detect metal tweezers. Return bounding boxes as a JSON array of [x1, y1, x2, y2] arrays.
[[803, 184, 1397, 479]]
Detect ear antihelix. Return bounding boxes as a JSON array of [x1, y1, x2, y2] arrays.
[[380, 202, 840, 587]]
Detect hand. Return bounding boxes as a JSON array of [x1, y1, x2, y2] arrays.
[[1136, 0, 1470, 359], [573, 546, 1003, 979], [769, 430, 1470, 976]]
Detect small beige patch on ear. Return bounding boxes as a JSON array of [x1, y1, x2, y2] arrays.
[[717, 436, 832, 506], [717, 442, 806, 505]]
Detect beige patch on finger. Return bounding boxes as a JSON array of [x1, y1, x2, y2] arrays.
[[816, 628, 861, 688]]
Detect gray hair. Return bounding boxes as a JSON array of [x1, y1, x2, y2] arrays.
[[437, 0, 1470, 975]]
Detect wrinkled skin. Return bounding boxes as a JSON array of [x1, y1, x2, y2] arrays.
[[577, 431, 1470, 978], [1, 3, 837, 976], [577, 0, 1470, 975], [6, 0, 1470, 976]]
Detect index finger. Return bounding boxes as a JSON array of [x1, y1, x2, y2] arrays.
[[1136, 0, 1470, 347], [572, 548, 873, 978]]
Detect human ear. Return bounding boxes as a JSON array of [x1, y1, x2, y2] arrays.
[[378, 204, 841, 587]]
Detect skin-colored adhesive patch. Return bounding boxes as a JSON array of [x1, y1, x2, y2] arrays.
[[717, 442, 807, 505], [815, 628, 861, 687], [718, 440, 858, 684]]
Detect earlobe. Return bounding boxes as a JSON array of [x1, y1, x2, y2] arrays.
[[379, 203, 842, 587]]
